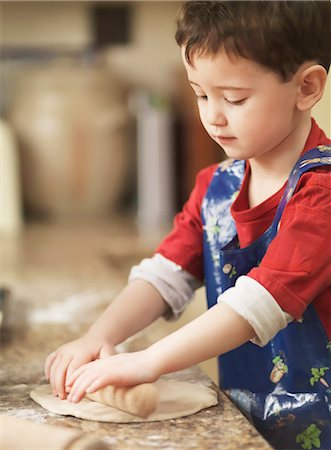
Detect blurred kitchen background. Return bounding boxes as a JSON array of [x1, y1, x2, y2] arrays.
[[0, 1, 330, 383], [0, 0, 225, 234]]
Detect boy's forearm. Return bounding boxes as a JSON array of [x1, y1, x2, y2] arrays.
[[87, 279, 169, 346], [149, 302, 256, 376]]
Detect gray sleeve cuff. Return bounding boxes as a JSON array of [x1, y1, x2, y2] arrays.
[[128, 253, 202, 320]]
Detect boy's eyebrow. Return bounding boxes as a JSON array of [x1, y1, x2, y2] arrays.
[[189, 80, 250, 90]]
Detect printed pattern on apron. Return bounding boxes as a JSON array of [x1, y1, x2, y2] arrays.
[[201, 146, 331, 450]]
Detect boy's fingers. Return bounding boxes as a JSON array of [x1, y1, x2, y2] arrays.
[[49, 353, 63, 391], [66, 357, 90, 386], [85, 374, 110, 394], [66, 362, 89, 388], [66, 361, 80, 385], [44, 352, 57, 380], [67, 373, 93, 403], [54, 356, 72, 399]]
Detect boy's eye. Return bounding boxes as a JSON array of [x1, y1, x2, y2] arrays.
[[224, 97, 247, 105], [196, 94, 208, 101]]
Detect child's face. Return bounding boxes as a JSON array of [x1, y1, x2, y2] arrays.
[[181, 48, 303, 162]]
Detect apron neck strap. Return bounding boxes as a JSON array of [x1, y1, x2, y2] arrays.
[[273, 145, 331, 227]]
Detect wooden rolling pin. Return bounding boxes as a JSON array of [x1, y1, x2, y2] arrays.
[[85, 383, 160, 418], [1, 415, 110, 450]]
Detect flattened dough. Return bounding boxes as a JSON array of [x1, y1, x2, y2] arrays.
[[30, 379, 218, 423]]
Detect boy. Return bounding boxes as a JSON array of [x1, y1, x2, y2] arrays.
[[45, 2, 331, 449]]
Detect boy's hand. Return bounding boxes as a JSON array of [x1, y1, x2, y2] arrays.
[[65, 350, 160, 403], [44, 336, 116, 400]]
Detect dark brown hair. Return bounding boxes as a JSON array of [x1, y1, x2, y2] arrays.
[[175, 1, 331, 81]]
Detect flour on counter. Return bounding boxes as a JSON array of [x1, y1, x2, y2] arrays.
[[29, 289, 116, 325], [6, 408, 50, 424], [8, 384, 29, 390]]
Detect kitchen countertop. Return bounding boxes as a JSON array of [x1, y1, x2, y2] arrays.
[[0, 221, 272, 449]]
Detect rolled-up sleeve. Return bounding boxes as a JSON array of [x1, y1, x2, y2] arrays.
[[129, 253, 202, 320]]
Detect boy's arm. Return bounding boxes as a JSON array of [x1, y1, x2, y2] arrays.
[[66, 302, 255, 402], [87, 279, 168, 345], [45, 279, 168, 399], [47, 166, 216, 399], [151, 302, 255, 374]]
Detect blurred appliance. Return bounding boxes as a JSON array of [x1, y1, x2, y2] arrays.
[[134, 91, 174, 235], [0, 119, 23, 235], [9, 62, 131, 219]]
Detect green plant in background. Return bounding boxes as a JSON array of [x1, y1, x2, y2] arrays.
[[310, 367, 329, 388], [296, 424, 322, 450], [326, 341, 331, 352]]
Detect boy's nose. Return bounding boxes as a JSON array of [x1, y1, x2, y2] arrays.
[[206, 102, 227, 127]]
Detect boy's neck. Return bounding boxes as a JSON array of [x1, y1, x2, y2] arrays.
[[248, 113, 312, 208]]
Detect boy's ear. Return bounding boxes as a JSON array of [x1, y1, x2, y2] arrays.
[[296, 64, 327, 111]]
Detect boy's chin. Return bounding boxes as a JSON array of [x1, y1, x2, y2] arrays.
[[219, 145, 247, 161]]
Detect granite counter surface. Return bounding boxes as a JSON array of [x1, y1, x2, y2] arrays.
[[0, 222, 272, 449]]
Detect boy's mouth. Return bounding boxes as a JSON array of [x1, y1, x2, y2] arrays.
[[212, 135, 237, 144]]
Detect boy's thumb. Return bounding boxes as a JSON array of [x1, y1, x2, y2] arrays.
[[99, 344, 117, 358]]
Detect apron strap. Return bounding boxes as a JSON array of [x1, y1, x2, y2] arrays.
[[273, 145, 331, 227]]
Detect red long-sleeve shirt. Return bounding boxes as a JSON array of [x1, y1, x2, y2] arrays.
[[157, 119, 331, 338]]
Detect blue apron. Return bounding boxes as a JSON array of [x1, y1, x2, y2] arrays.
[[201, 146, 331, 450]]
